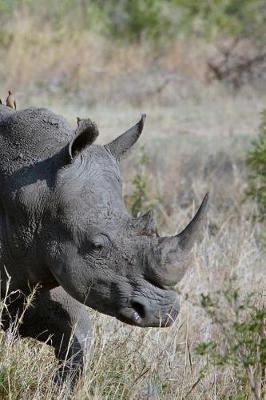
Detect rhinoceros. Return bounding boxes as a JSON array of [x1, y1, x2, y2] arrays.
[[0, 105, 208, 383]]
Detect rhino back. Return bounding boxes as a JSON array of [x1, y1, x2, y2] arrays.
[[0, 107, 74, 181]]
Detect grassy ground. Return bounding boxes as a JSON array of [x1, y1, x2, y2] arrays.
[[0, 18, 265, 399]]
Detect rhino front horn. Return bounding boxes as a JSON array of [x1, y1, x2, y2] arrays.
[[105, 114, 146, 160], [175, 192, 208, 252], [157, 193, 209, 286]]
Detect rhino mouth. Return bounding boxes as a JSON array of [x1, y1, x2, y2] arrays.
[[117, 297, 179, 328], [118, 307, 143, 326]]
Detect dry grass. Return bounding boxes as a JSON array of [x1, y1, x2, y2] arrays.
[[0, 11, 265, 400], [0, 11, 210, 108]]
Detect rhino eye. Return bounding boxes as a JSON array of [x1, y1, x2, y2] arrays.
[[92, 241, 103, 250], [91, 234, 111, 250]]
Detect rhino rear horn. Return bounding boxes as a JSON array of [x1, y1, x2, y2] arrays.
[[105, 114, 146, 160], [134, 209, 157, 236]]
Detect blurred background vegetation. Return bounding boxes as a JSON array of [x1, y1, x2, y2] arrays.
[[1, 0, 265, 42], [0, 0, 266, 92]]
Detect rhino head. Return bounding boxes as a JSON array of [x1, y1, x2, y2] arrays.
[[37, 114, 208, 328]]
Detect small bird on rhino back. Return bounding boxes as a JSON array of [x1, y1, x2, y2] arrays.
[[6, 90, 16, 109]]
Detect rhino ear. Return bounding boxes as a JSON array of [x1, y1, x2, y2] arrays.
[[68, 119, 99, 161], [105, 114, 146, 160]]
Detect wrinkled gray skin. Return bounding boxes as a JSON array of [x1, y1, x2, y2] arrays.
[[0, 105, 208, 384]]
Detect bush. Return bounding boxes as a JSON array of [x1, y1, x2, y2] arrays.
[[195, 288, 266, 400], [124, 146, 156, 217], [174, 0, 266, 40], [103, 0, 179, 43], [247, 109, 266, 220], [1, 0, 265, 53], [175, 0, 266, 86]]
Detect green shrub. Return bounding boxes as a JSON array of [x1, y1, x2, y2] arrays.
[[195, 288, 266, 400], [124, 146, 156, 217], [174, 0, 266, 42], [103, 0, 179, 43], [0, 0, 265, 46], [247, 109, 266, 220]]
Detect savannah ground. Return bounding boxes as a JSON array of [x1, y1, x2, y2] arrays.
[[0, 2, 265, 399]]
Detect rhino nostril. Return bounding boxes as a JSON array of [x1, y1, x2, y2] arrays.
[[131, 300, 146, 319]]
